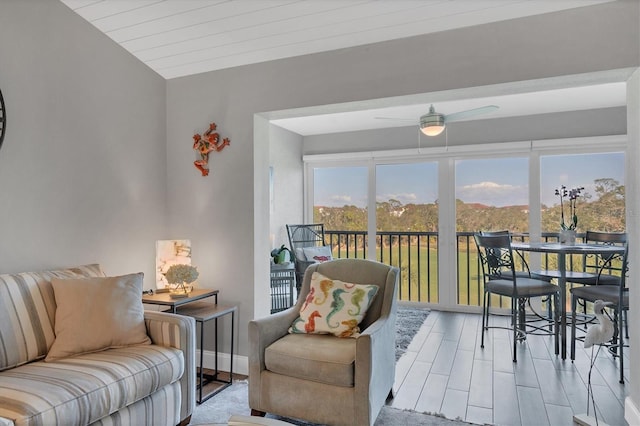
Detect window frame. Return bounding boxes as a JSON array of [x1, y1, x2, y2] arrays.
[[303, 135, 627, 310]]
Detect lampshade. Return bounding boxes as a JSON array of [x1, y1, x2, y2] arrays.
[[419, 108, 446, 136], [420, 124, 445, 137]]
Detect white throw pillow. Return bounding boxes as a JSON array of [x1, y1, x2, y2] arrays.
[[294, 247, 306, 261], [302, 246, 333, 263], [46, 272, 151, 361]]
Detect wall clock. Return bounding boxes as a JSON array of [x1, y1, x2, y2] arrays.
[[0, 89, 5, 151]]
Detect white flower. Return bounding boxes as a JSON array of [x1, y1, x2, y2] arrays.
[[164, 264, 199, 284]]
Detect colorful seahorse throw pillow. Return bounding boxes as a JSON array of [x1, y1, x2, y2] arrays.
[[289, 271, 379, 338]]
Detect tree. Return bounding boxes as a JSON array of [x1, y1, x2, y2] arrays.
[[316, 178, 624, 234]]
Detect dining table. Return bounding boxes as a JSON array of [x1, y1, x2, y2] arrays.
[[510, 241, 626, 360]]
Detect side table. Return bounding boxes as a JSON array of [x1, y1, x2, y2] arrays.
[[142, 289, 237, 404], [142, 288, 219, 313], [177, 301, 237, 404], [270, 263, 296, 313]]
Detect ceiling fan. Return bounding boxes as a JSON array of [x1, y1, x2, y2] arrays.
[[375, 104, 499, 136]]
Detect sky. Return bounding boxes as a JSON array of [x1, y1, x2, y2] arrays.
[[314, 152, 624, 208]]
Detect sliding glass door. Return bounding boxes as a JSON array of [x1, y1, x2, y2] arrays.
[[455, 157, 529, 306], [305, 137, 626, 310], [376, 162, 439, 302], [313, 166, 368, 259]]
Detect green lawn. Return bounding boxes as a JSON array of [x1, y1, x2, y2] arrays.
[[332, 245, 606, 307]]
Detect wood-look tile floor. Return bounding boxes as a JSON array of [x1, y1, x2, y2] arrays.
[[390, 310, 629, 426]]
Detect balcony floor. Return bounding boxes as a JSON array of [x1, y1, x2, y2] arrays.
[[391, 310, 629, 426]]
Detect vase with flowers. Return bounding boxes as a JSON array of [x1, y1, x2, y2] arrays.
[[555, 185, 584, 244], [164, 264, 199, 298]]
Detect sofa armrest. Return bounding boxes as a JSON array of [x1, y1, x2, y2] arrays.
[[145, 311, 196, 424]]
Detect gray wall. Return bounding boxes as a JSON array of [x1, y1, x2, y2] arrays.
[[303, 107, 627, 154], [269, 125, 304, 249], [0, 1, 167, 279], [166, 1, 639, 358]]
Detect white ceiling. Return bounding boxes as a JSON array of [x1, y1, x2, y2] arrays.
[[60, 0, 624, 135], [271, 81, 628, 135], [60, 0, 613, 80]]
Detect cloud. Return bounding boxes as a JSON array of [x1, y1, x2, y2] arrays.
[[329, 195, 352, 204], [317, 194, 368, 208], [376, 193, 418, 204], [457, 181, 528, 207]]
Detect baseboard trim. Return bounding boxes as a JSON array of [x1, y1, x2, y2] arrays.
[[199, 349, 248, 376], [625, 397, 640, 425]]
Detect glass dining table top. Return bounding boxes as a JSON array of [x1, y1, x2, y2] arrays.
[[511, 241, 625, 254]]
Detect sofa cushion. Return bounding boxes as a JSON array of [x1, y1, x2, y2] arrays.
[[0, 344, 183, 426], [90, 381, 181, 426], [46, 273, 151, 361], [265, 333, 355, 387], [0, 264, 106, 371], [289, 271, 378, 337]]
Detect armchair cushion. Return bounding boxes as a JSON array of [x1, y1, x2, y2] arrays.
[[265, 333, 356, 387], [289, 271, 378, 337], [46, 273, 151, 361]]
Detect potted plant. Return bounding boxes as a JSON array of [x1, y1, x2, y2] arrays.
[[555, 185, 584, 244], [164, 264, 199, 298], [270, 245, 291, 265]]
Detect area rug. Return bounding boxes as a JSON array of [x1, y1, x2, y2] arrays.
[[191, 306, 448, 426], [190, 380, 472, 425], [394, 305, 430, 360]]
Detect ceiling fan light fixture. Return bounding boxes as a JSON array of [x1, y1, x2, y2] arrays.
[[419, 110, 445, 136]]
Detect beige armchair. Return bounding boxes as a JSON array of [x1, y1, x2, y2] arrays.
[[249, 258, 399, 426]]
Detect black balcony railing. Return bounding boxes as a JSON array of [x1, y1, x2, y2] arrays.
[[326, 230, 439, 302], [324, 230, 590, 306]]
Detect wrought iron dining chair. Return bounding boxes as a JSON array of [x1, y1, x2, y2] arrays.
[[475, 233, 560, 362], [481, 231, 555, 330], [570, 239, 629, 383], [480, 230, 551, 281], [568, 232, 628, 337], [286, 223, 326, 292], [568, 231, 627, 287]]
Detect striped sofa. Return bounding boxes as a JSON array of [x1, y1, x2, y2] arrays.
[[0, 264, 196, 426]]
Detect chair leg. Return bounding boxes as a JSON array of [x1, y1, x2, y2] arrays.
[[547, 295, 553, 333], [570, 294, 577, 361], [554, 294, 560, 356], [481, 290, 488, 349], [617, 308, 625, 384], [512, 297, 518, 363], [518, 298, 526, 336]]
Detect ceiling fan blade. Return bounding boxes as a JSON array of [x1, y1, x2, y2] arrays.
[[444, 105, 499, 123], [373, 116, 416, 122]]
